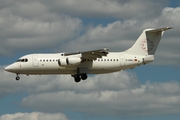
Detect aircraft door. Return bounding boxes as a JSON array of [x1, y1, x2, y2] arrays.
[[120, 55, 125, 67], [32, 55, 39, 67]]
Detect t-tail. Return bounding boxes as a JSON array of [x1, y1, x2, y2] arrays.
[[125, 27, 173, 64]]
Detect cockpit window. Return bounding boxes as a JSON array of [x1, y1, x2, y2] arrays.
[[16, 59, 21, 62], [24, 59, 27, 62], [16, 58, 28, 62]]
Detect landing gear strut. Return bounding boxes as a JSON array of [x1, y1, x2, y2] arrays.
[[15, 74, 20, 81], [72, 74, 88, 83]]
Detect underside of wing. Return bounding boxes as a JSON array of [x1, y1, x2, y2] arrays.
[[64, 48, 109, 60]]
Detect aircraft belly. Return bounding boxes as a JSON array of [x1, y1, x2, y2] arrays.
[[19, 69, 77, 75], [89, 69, 120, 74]]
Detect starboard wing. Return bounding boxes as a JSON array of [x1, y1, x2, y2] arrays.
[[64, 48, 109, 60]]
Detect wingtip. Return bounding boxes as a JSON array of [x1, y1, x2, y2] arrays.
[[103, 48, 109, 51], [167, 26, 173, 29]]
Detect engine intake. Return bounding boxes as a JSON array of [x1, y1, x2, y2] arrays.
[[58, 57, 82, 66]]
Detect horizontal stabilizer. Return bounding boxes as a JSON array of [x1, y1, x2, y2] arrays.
[[146, 27, 173, 33]]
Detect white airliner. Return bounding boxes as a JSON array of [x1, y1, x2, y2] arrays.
[[5, 27, 172, 82]]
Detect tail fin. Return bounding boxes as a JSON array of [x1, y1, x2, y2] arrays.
[[125, 27, 173, 55]]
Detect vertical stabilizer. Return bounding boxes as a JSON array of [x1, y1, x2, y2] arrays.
[[125, 27, 172, 55]]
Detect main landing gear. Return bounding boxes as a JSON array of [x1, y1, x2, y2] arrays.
[[72, 74, 88, 83], [15, 74, 20, 81]]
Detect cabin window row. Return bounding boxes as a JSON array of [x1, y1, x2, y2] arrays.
[[97, 59, 119, 62], [84, 59, 119, 62], [40, 59, 58, 62], [39, 59, 119, 62]]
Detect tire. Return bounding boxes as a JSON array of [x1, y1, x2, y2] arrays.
[[81, 74, 87, 80], [16, 76, 20, 81], [74, 76, 81, 83]]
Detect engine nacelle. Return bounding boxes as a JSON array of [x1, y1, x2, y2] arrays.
[[58, 57, 82, 66]]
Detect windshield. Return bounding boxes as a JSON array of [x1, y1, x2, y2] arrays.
[[16, 58, 28, 62]]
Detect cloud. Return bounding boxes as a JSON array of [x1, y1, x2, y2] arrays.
[[0, 0, 166, 19], [0, 112, 68, 120], [59, 20, 139, 52], [1, 66, 180, 117], [42, 0, 166, 19], [0, 5, 82, 55], [20, 78, 180, 117]]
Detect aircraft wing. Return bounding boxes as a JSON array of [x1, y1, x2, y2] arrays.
[[64, 48, 109, 60]]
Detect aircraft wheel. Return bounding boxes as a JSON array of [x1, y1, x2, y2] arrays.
[[74, 76, 81, 83], [81, 74, 87, 80], [16, 76, 20, 81]]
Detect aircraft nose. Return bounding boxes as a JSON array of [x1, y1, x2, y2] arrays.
[[5, 65, 13, 72], [4, 63, 20, 73]]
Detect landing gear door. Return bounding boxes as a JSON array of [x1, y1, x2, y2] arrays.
[[32, 55, 39, 67]]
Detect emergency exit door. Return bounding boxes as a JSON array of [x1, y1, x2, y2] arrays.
[[32, 55, 39, 67]]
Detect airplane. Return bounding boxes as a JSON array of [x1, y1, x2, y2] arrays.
[[5, 27, 172, 82]]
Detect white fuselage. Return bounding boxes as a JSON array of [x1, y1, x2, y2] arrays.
[[5, 52, 152, 75]]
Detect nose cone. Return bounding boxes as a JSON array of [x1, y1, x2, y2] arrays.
[[5, 65, 13, 72], [5, 63, 20, 73]]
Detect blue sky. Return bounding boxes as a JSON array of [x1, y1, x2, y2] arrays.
[[1, 0, 180, 120]]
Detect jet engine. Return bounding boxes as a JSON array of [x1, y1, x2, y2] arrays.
[[58, 57, 82, 66]]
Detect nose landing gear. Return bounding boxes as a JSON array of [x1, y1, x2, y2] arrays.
[[15, 74, 20, 81]]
